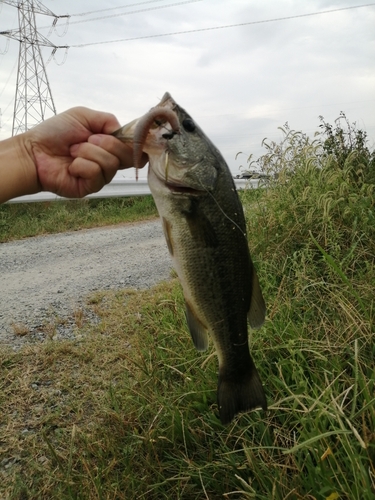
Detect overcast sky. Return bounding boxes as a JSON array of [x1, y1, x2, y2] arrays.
[[0, 0, 374, 177]]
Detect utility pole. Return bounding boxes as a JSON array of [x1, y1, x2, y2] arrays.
[[0, 1, 68, 135]]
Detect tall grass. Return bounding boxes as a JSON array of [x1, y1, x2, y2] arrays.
[[241, 124, 375, 497], [0, 122, 374, 499], [0, 196, 158, 242]]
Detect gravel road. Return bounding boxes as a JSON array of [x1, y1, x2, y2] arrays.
[[0, 219, 171, 350]]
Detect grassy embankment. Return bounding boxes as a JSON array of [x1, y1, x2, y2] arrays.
[[0, 195, 158, 243], [0, 120, 374, 499]]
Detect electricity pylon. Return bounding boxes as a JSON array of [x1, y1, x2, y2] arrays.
[[0, 1, 68, 135]]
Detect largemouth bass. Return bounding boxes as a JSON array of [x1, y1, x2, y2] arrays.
[[114, 93, 267, 424]]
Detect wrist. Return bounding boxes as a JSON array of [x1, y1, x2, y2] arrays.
[[0, 132, 41, 203]]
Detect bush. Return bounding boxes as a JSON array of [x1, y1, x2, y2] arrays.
[[240, 115, 375, 498], [319, 112, 375, 185]]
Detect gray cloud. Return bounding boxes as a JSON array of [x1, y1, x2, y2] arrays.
[[0, 0, 374, 175]]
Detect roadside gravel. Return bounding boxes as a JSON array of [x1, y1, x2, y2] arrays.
[[0, 219, 171, 350]]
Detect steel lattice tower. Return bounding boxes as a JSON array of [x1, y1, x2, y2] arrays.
[[0, 1, 68, 135]]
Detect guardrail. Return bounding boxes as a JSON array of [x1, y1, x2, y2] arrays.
[[7, 178, 260, 204]]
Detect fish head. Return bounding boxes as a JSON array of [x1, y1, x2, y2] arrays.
[[112, 92, 224, 192], [145, 93, 220, 194]]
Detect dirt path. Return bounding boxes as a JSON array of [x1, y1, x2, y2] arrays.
[[0, 219, 171, 349]]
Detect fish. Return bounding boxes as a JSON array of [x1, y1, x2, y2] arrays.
[[113, 93, 267, 424]]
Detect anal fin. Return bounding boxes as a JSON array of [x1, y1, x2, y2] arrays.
[[248, 268, 266, 329]]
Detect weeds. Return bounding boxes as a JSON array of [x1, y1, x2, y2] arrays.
[[10, 323, 30, 337], [1, 117, 374, 498], [0, 196, 158, 242]]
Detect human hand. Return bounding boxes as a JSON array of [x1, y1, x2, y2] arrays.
[[24, 107, 148, 198]]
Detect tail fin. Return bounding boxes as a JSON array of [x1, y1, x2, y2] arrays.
[[217, 364, 267, 425]]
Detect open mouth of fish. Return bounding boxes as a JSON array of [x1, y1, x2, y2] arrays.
[[150, 161, 204, 195], [157, 153, 205, 196], [165, 181, 203, 196]]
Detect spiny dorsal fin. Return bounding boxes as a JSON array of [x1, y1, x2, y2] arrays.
[[185, 301, 209, 351]]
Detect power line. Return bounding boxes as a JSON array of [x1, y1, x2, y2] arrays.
[[69, 0, 171, 17], [0, 0, 66, 18], [0, 37, 10, 55], [69, 0, 201, 25], [0, 57, 17, 98], [38, 0, 202, 29], [69, 3, 375, 48]]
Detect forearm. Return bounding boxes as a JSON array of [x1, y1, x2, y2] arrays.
[[0, 134, 40, 204]]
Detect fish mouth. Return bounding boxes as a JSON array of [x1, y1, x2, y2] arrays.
[[158, 92, 177, 108], [165, 181, 203, 196], [150, 154, 204, 196]]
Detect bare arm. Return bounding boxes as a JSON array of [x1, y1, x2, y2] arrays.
[[0, 134, 38, 203]]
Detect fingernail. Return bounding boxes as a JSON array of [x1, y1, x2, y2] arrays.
[[70, 144, 79, 155], [88, 134, 103, 146]]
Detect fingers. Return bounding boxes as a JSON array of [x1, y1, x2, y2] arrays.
[[88, 133, 149, 170], [70, 139, 120, 184], [55, 108, 149, 171], [64, 107, 122, 136], [88, 134, 135, 169], [68, 157, 109, 197], [67, 126, 149, 197]]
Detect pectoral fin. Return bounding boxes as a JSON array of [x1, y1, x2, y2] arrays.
[[184, 206, 218, 248], [185, 302, 209, 351], [248, 268, 266, 329]]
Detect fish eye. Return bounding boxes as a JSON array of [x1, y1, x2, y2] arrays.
[[182, 118, 196, 132]]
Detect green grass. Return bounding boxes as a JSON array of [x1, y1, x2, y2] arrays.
[[1, 127, 374, 499], [0, 196, 158, 242], [1, 282, 373, 499]]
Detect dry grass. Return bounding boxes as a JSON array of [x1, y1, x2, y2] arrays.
[[1, 125, 375, 499], [10, 323, 30, 337], [1, 285, 175, 498], [1, 274, 374, 499]]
